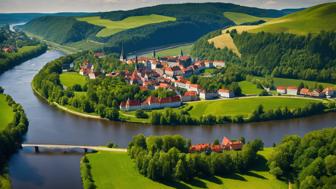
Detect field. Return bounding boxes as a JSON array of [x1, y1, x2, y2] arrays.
[[0, 94, 14, 131], [142, 44, 193, 57], [208, 33, 241, 57], [223, 3, 336, 35], [60, 72, 87, 88], [83, 147, 287, 189], [66, 40, 104, 51], [78, 14, 176, 37], [186, 97, 320, 118], [224, 12, 272, 25], [238, 81, 263, 95], [252, 76, 336, 88]]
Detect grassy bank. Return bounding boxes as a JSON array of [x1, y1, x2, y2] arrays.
[[81, 148, 287, 189], [0, 94, 14, 131], [0, 170, 10, 189]]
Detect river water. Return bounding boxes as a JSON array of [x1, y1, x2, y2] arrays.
[[0, 50, 335, 189]]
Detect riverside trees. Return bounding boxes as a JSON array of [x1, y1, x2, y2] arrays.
[[127, 134, 263, 181]]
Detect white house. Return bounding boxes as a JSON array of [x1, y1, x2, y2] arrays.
[[287, 86, 298, 95], [200, 91, 218, 100], [218, 89, 234, 98], [213, 60, 225, 68]]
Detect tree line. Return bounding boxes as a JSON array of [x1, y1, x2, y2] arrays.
[[0, 91, 29, 177], [268, 128, 336, 188], [128, 134, 263, 181]]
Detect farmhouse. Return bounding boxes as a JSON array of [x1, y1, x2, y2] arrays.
[[287, 86, 298, 95], [276, 86, 287, 94], [323, 87, 335, 98], [189, 136, 243, 153], [213, 60, 225, 68], [218, 88, 234, 98]]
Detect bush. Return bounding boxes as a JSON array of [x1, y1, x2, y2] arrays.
[[135, 110, 148, 119]]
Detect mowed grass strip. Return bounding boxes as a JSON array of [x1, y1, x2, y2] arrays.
[[60, 72, 87, 88], [186, 97, 319, 118], [208, 33, 241, 57], [252, 76, 336, 88], [85, 150, 287, 189], [78, 14, 176, 37], [0, 94, 15, 131], [224, 12, 273, 25]]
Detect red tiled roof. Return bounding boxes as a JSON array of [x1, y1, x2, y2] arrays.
[[287, 86, 298, 90], [277, 86, 286, 90], [184, 91, 197, 96], [189, 84, 201, 89], [218, 88, 230, 93]]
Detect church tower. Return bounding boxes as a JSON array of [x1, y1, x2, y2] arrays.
[[180, 49, 184, 57], [153, 49, 156, 58]]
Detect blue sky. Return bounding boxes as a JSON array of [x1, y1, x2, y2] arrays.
[[0, 0, 335, 13]]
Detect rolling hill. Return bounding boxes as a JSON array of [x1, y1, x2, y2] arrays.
[[224, 2, 336, 35], [21, 3, 287, 54], [223, 12, 272, 25]]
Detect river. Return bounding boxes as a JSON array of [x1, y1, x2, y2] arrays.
[[0, 50, 335, 189]]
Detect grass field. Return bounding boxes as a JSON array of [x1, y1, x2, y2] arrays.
[[208, 33, 241, 57], [223, 3, 336, 35], [143, 44, 193, 57], [186, 97, 320, 118], [238, 81, 263, 95], [83, 147, 287, 189], [253, 76, 335, 88], [60, 72, 87, 88], [224, 12, 272, 25], [0, 94, 14, 131], [66, 40, 104, 51], [78, 14, 176, 37]]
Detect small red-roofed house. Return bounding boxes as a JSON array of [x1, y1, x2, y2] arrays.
[[218, 88, 234, 98], [182, 91, 199, 102], [276, 86, 287, 94]]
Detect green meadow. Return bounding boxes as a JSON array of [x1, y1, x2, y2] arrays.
[[83, 147, 287, 189], [78, 14, 176, 37], [186, 97, 320, 118], [238, 81, 263, 95], [143, 44, 193, 57], [224, 12, 272, 25], [60, 72, 87, 88], [252, 76, 336, 88], [0, 94, 14, 131]]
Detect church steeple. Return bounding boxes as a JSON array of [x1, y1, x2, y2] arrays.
[[153, 49, 156, 58], [180, 49, 184, 57], [120, 42, 126, 62]]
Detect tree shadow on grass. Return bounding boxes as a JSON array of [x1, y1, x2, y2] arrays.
[[200, 176, 223, 185], [245, 171, 267, 179], [185, 178, 207, 188], [219, 173, 247, 181], [161, 180, 193, 189]]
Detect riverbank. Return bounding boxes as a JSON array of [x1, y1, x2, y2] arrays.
[[80, 148, 287, 189]]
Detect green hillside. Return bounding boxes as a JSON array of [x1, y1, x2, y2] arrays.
[[224, 12, 272, 25], [224, 3, 336, 35], [22, 16, 103, 44], [22, 3, 285, 53], [78, 14, 176, 37]]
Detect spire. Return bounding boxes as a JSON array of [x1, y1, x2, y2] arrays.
[[180, 49, 184, 57], [120, 42, 125, 61], [153, 49, 156, 58], [135, 55, 138, 64]]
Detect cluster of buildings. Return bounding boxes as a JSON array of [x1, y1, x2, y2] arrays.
[[276, 86, 335, 98], [120, 96, 181, 111], [79, 60, 100, 79], [189, 137, 243, 153]]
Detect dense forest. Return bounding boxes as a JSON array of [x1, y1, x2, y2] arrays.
[[127, 134, 263, 181], [192, 30, 336, 83], [0, 25, 47, 74], [269, 128, 336, 188], [22, 2, 287, 54], [0, 91, 29, 188]]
